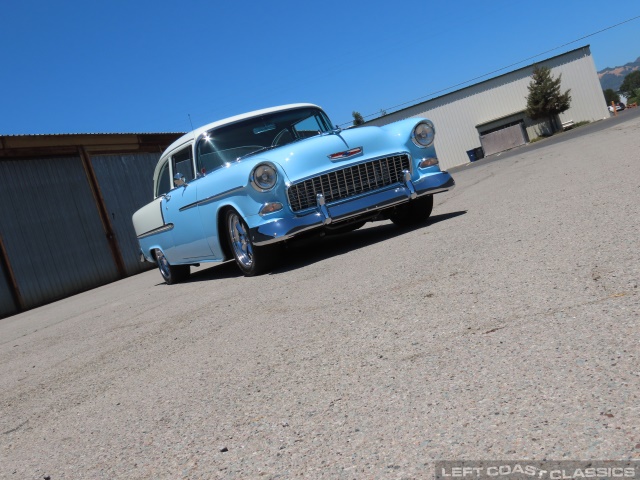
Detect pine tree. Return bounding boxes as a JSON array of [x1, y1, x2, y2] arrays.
[[352, 111, 365, 126], [525, 66, 571, 133]]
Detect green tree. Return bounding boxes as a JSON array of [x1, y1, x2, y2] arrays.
[[352, 111, 365, 126], [525, 66, 571, 133], [628, 88, 640, 106], [603, 88, 620, 105], [619, 70, 640, 100]]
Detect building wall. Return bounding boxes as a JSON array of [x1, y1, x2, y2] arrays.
[[366, 46, 610, 170]]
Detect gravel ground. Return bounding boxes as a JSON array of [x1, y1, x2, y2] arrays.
[[1, 114, 639, 479]]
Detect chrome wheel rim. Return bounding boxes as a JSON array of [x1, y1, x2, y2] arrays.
[[228, 212, 253, 268], [156, 249, 171, 279]]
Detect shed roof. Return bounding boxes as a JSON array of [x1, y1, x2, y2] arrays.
[[0, 132, 184, 158]]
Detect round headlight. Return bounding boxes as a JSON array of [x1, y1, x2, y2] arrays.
[[412, 121, 435, 148], [251, 163, 278, 191]]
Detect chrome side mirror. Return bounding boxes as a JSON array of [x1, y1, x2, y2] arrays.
[[173, 173, 187, 187]]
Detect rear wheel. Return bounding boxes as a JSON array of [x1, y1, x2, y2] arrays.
[[155, 249, 190, 284], [389, 195, 434, 227], [225, 209, 278, 276]]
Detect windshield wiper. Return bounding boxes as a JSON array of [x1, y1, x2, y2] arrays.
[[236, 136, 311, 161], [236, 145, 278, 161]]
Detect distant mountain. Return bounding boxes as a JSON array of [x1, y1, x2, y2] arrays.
[[598, 56, 640, 91]]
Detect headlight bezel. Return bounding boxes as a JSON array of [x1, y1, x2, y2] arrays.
[[411, 120, 436, 148], [250, 162, 278, 192]]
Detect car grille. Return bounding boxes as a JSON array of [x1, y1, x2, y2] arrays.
[[287, 154, 411, 212]]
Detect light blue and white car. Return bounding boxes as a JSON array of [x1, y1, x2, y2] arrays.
[[132, 104, 454, 283]]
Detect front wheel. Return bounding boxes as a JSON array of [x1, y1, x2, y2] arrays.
[[225, 210, 279, 276], [389, 195, 434, 227], [155, 249, 190, 284]]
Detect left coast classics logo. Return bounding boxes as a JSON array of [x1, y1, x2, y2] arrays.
[[435, 461, 638, 480]]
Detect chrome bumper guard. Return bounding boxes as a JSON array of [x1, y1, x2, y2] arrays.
[[250, 170, 454, 246]]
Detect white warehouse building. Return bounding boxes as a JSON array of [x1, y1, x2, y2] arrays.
[[365, 45, 610, 170]]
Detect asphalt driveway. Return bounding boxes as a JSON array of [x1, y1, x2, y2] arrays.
[[1, 113, 638, 479]]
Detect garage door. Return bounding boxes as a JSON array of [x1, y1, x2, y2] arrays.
[[480, 123, 526, 157]]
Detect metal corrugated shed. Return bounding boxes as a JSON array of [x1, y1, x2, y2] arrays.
[[0, 156, 120, 309], [91, 152, 161, 275], [0, 132, 182, 318], [366, 46, 610, 169]]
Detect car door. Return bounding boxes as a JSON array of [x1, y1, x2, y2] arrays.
[[161, 145, 213, 263]]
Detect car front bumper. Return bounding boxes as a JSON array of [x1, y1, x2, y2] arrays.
[[249, 170, 454, 246]]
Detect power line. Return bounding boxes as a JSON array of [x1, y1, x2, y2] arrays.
[[347, 14, 640, 126]]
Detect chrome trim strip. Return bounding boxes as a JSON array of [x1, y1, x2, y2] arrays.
[[179, 186, 244, 211], [137, 223, 174, 239]]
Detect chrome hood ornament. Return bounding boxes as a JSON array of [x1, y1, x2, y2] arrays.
[[327, 146, 363, 160]]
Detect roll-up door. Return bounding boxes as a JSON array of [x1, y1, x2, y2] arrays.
[[480, 123, 526, 157]]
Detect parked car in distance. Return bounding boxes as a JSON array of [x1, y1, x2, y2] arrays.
[[132, 104, 455, 283], [608, 102, 625, 112]]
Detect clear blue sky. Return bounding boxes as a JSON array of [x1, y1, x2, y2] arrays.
[[1, 1, 638, 135]]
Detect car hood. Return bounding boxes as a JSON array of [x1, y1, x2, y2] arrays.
[[251, 126, 406, 182]]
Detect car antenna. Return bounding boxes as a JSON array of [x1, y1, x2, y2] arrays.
[[188, 114, 194, 131]]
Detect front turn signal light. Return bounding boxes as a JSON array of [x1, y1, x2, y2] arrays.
[[419, 157, 439, 168], [259, 202, 283, 216]]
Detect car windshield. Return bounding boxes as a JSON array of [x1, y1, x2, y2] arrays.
[[196, 107, 333, 175]]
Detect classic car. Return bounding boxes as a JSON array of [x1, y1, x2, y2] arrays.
[[132, 104, 454, 283]]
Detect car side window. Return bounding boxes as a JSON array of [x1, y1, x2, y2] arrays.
[[156, 160, 171, 197], [172, 146, 195, 183]]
